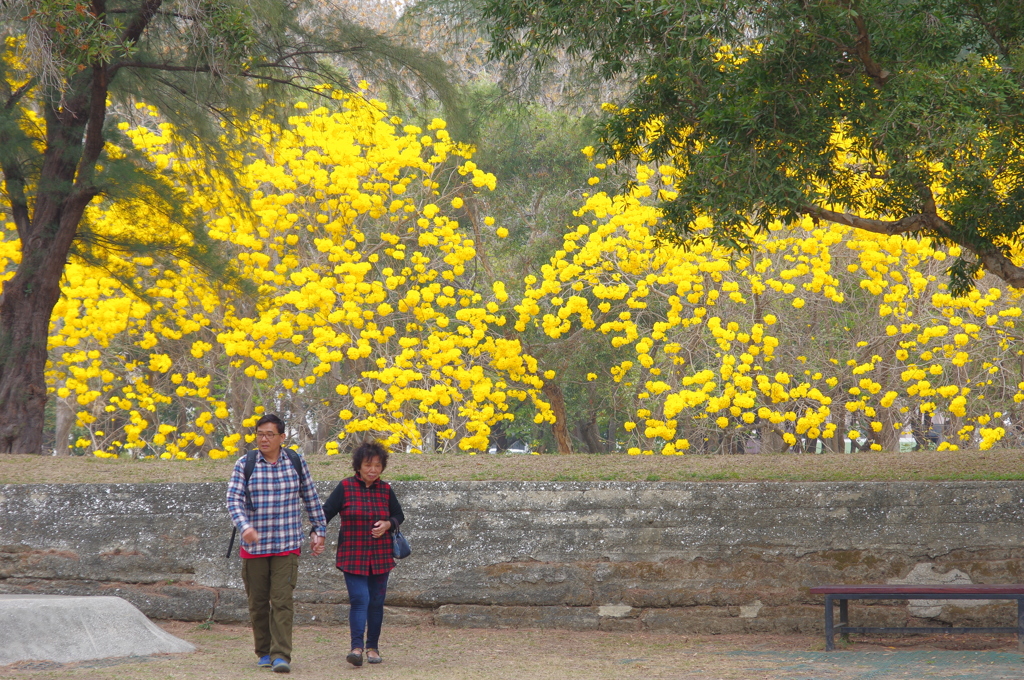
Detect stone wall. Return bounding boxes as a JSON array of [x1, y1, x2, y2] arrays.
[[2, 481, 1022, 633]]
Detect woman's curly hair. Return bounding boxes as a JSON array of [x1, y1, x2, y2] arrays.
[[352, 440, 389, 473]]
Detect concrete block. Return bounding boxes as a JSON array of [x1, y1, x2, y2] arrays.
[[4, 480, 1024, 634], [212, 587, 249, 622], [0, 595, 194, 665]]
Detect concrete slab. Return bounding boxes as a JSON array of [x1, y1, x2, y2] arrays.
[[0, 595, 195, 665]]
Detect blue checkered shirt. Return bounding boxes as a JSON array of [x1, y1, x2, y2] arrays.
[[226, 450, 327, 556]]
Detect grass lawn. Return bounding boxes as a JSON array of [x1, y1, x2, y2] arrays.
[[1, 448, 1022, 484]]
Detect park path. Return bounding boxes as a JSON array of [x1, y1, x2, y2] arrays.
[[4, 623, 1022, 679]]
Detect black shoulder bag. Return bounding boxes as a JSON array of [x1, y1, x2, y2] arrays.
[[393, 529, 411, 559]]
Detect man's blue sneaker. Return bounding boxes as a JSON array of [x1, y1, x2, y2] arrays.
[[272, 658, 291, 673], [257, 655, 272, 668]]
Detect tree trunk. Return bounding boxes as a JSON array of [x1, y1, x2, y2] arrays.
[[541, 381, 573, 454], [489, 421, 508, 451], [0, 200, 90, 453], [315, 415, 331, 456], [0, 65, 106, 453], [296, 400, 315, 456], [0, 282, 56, 453], [577, 413, 602, 453], [871, 406, 900, 452], [911, 412, 932, 450], [228, 366, 254, 454], [604, 409, 617, 452], [825, 403, 846, 453], [758, 423, 789, 454], [54, 398, 75, 456]]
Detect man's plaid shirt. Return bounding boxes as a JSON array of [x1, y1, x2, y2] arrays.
[[226, 449, 327, 556], [322, 475, 404, 575]]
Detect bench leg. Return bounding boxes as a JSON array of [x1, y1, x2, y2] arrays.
[[825, 595, 835, 651], [839, 598, 849, 644], [1018, 597, 1023, 652]]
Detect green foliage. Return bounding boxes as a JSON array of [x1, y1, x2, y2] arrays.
[[482, 0, 1024, 293], [464, 90, 633, 452], [402, 0, 626, 114], [201, 0, 258, 64], [24, 0, 134, 86]]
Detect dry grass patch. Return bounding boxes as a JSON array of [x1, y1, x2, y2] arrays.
[[2, 449, 1022, 484], [3, 623, 1018, 680]]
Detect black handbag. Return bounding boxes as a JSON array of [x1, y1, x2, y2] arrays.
[[392, 528, 411, 559]]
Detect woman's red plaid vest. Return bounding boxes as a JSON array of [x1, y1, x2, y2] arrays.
[[334, 475, 395, 575]]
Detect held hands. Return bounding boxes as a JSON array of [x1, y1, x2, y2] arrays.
[[242, 526, 325, 556], [371, 520, 392, 539], [310, 533, 325, 556]]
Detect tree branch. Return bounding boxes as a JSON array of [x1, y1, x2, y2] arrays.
[[961, 240, 1024, 289], [70, 60, 108, 204], [107, 8, 198, 20], [800, 204, 1024, 289], [114, 61, 216, 74], [3, 77, 36, 111], [0, 154, 31, 239], [851, 12, 891, 87], [0, 79, 34, 239], [111, 52, 350, 98], [121, 0, 163, 46], [250, 48, 368, 69], [115, 47, 363, 75], [965, 5, 1024, 88], [798, 204, 927, 235], [843, 162, 889, 179], [237, 72, 335, 97]]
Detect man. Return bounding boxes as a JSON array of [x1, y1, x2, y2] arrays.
[[226, 414, 327, 673]]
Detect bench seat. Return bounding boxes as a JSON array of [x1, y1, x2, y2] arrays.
[[809, 584, 1024, 651]]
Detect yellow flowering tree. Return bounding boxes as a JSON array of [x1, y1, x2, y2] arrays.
[[513, 157, 1024, 454], [2, 90, 551, 458], [0, 0, 464, 454]]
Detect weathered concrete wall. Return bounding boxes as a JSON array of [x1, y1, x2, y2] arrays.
[[1, 481, 1022, 633]]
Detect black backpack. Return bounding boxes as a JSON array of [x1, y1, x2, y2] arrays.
[[225, 448, 304, 558]]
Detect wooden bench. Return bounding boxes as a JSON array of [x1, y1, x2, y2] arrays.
[[809, 584, 1024, 651]]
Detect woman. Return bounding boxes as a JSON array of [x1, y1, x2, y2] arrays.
[[322, 441, 405, 667]]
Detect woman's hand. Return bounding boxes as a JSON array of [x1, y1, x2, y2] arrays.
[[310, 533, 325, 556], [371, 519, 392, 539]]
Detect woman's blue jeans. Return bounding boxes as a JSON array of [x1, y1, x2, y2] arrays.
[[343, 571, 390, 650]]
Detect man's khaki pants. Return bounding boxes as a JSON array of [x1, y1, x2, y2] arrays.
[[242, 554, 299, 662]]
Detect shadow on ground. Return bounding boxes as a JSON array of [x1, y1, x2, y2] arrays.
[[721, 650, 1021, 680]]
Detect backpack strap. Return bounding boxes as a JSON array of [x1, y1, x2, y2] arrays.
[[284, 448, 304, 485], [242, 449, 258, 512]]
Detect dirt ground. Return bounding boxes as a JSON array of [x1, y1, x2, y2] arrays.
[[2, 448, 1023, 484], [4, 623, 1022, 680]]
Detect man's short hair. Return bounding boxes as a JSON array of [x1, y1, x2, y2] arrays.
[[256, 413, 286, 435], [352, 440, 389, 472]]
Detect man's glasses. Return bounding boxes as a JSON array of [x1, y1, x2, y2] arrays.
[[255, 432, 283, 439]]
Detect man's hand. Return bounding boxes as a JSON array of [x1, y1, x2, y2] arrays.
[[310, 533, 325, 556], [242, 527, 258, 543]]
